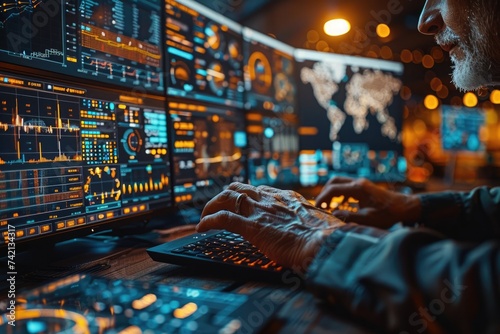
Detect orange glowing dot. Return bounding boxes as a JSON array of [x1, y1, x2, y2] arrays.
[[424, 95, 439, 110], [490, 89, 500, 104], [376, 24, 391, 38], [463, 92, 478, 107], [400, 49, 412, 63]]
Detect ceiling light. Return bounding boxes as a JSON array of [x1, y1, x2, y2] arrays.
[[324, 19, 351, 37]]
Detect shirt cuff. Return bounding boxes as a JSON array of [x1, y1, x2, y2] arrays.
[[418, 191, 463, 229], [306, 224, 388, 302]]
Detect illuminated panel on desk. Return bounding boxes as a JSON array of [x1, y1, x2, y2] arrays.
[[0, 71, 171, 244], [0, 0, 164, 92], [165, 0, 244, 107], [169, 101, 246, 205]]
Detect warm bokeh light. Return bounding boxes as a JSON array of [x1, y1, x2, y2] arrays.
[[307, 29, 320, 43], [324, 18, 351, 36], [431, 46, 444, 62], [485, 109, 498, 125], [422, 55, 435, 68], [413, 119, 428, 137], [380, 46, 393, 59], [400, 49, 412, 63], [376, 24, 390, 38], [400, 86, 412, 100], [424, 94, 439, 110], [463, 92, 478, 107], [412, 50, 423, 64], [430, 110, 441, 126], [437, 85, 449, 99], [316, 40, 329, 51], [430, 77, 442, 91], [490, 89, 500, 104]]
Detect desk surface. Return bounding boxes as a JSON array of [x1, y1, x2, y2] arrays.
[[4, 178, 499, 333], [1, 226, 375, 333]]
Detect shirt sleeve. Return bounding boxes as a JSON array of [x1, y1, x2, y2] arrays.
[[306, 223, 500, 333], [417, 186, 500, 241]]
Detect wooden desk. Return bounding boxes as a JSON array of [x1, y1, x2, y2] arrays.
[[1, 225, 375, 333]]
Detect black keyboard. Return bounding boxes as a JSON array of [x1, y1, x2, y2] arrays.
[[1, 274, 281, 333], [148, 231, 293, 282]]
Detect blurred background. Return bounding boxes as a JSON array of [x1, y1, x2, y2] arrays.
[[197, 0, 500, 189]]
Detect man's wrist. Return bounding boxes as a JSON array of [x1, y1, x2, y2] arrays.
[[401, 195, 422, 225]]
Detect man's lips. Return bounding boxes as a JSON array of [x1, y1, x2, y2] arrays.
[[439, 43, 457, 53]]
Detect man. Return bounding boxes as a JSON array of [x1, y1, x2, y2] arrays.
[[197, 0, 500, 332]]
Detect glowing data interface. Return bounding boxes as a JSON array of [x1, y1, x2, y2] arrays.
[[441, 105, 485, 152], [165, 0, 244, 107], [0, 72, 171, 242], [332, 142, 407, 182], [295, 51, 406, 182], [169, 101, 246, 204], [243, 28, 296, 114], [246, 112, 300, 187], [0, 0, 164, 92]]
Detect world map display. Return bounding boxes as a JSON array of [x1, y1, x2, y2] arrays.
[[300, 60, 402, 145]]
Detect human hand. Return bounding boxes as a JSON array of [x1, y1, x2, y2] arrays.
[[314, 176, 421, 228], [196, 182, 345, 271]]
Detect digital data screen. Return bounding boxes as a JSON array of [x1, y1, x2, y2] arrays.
[[169, 100, 246, 206], [165, 0, 244, 107], [243, 27, 296, 114], [0, 0, 164, 93], [441, 105, 485, 152], [295, 49, 406, 182], [246, 111, 300, 188], [0, 71, 171, 244]]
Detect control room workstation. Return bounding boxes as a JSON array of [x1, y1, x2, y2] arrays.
[[2, 0, 494, 333]]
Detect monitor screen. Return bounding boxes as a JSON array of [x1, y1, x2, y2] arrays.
[[441, 105, 485, 152], [295, 49, 406, 183], [165, 0, 245, 108], [246, 111, 300, 188], [169, 100, 246, 208], [0, 70, 172, 248], [0, 0, 164, 93], [243, 27, 296, 114]]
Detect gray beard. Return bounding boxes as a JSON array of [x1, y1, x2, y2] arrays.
[[450, 51, 491, 92]]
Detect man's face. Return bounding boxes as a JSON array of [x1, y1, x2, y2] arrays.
[[418, 0, 497, 91]]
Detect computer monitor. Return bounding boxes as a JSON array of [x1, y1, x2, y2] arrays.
[[0, 0, 164, 93], [441, 105, 485, 152], [169, 99, 247, 209], [294, 49, 406, 184], [246, 111, 300, 188], [242, 27, 297, 114], [165, 0, 245, 108], [0, 70, 172, 249]]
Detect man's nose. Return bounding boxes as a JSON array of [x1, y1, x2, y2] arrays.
[[418, 1, 444, 35]]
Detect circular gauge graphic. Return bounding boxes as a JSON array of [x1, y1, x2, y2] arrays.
[[207, 61, 227, 96], [274, 72, 292, 102], [122, 128, 143, 157], [0, 309, 90, 334], [248, 51, 272, 94], [227, 39, 242, 68], [170, 60, 191, 86], [205, 22, 225, 54], [267, 159, 280, 182]]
